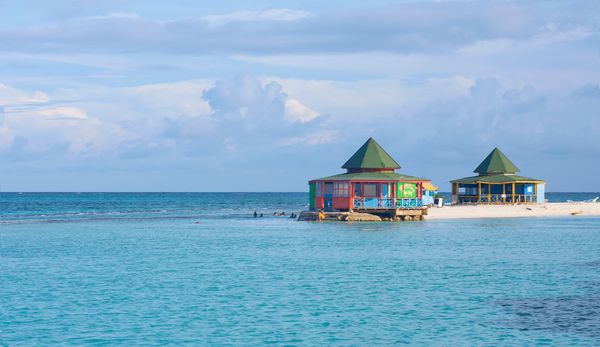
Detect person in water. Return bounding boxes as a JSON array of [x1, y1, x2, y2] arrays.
[[254, 211, 258, 218]]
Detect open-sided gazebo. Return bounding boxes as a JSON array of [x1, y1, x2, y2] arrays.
[[451, 148, 545, 204]]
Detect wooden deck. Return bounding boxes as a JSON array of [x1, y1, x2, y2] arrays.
[[299, 207, 428, 222]]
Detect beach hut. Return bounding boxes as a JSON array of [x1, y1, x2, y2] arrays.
[[308, 138, 432, 213], [422, 182, 439, 206], [450, 148, 545, 204]]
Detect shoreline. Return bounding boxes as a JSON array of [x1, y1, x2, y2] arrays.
[[426, 202, 600, 220]]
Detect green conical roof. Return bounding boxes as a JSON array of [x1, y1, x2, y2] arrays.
[[342, 138, 400, 169], [474, 147, 519, 175]]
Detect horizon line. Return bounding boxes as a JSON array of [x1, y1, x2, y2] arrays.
[[0, 191, 598, 194]]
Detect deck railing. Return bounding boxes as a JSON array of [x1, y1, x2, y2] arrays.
[[353, 197, 423, 209], [458, 194, 537, 204]]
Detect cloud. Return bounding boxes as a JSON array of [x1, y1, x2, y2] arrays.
[[0, 76, 327, 170], [203, 9, 311, 27], [84, 12, 141, 21], [0, 84, 130, 159], [199, 74, 328, 150], [1, 2, 596, 55], [573, 84, 600, 100], [284, 98, 319, 123], [3, 106, 130, 156], [203, 75, 287, 122], [0, 84, 49, 106]]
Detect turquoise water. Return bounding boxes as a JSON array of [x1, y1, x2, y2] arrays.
[[1, 193, 600, 345]]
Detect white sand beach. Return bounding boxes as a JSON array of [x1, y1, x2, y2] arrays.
[[426, 202, 600, 220]]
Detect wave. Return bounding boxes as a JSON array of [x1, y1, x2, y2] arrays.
[[0, 215, 199, 225], [0, 210, 300, 225]]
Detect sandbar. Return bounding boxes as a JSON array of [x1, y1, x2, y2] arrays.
[[426, 202, 600, 220]]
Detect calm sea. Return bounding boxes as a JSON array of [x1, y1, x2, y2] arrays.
[[1, 192, 600, 345]]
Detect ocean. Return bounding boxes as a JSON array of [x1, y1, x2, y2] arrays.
[[1, 192, 600, 345]]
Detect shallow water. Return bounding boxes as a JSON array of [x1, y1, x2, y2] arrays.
[[1, 193, 600, 345]]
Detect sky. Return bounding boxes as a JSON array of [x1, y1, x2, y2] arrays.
[[0, 0, 599, 192]]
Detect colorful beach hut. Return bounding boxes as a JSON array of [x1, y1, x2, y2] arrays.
[[422, 182, 439, 206], [308, 138, 432, 213], [450, 148, 545, 204]]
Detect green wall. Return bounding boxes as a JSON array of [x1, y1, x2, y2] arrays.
[[309, 183, 315, 210]]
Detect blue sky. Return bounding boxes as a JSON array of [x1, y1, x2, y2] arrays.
[[0, 0, 598, 191]]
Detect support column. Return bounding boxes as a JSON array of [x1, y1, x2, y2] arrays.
[[350, 181, 354, 212], [512, 183, 516, 204], [456, 182, 459, 204]]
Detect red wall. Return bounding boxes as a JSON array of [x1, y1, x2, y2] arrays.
[[314, 197, 324, 209], [332, 197, 352, 210]]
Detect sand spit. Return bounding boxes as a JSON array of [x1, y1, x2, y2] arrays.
[[426, 202, 600, 220]]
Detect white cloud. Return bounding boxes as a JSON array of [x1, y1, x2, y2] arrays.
[[284, 98, 319, 123], [4, 2, 596, 56], [84, 12, 141, 21], [119, 80, 213, 118], [269, 76, 475, 122], [203, 9, 311, 27], [3, 106, 130, 155], [0, 83, 131, 157], [0, 84, 49, 106]]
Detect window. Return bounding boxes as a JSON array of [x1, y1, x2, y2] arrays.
[[466, 187, 477, 195], [363, 183, 378, 197], [355, 183, 361, 197], [324, 182, 334, 195], [333, 182, 349, 197], [459, 185, 477, 195], [316, 182, 322, 197]]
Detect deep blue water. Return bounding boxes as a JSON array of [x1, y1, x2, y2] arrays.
[[1, 193, 600, 345]]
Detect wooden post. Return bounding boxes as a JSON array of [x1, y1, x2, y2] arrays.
[[349, 181, 354, 211], [534, 183, 538, 203], [512, 183, 515, 204], [456, 182, 459, 204]]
